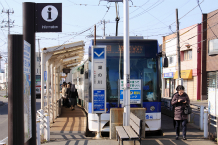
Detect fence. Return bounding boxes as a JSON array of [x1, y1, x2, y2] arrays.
[[36, 109, 50, 145]]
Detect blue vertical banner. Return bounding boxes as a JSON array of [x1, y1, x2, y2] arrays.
[[44, 71, 47, 81], [92, 46, 107, 113]]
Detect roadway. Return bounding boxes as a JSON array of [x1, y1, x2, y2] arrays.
[[0, 91, 41, 141]]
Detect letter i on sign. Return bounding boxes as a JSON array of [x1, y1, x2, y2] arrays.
[[47, 7, 52, 20]]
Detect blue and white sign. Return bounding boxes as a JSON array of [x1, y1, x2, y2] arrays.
[[23, 40, 32, 142], [93, 48, 105, 59], [120, 79, 142, 104], [93, 90, 105, 112], [92, 46, 107, 113], [164, 72, 174, 78], [44, 71, 47, 81]]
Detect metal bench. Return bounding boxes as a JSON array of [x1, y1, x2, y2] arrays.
[[115, 113, 142, 145]]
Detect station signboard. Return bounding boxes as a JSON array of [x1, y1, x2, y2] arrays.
[[119, 79, 142, 104], [92, 46, 107, 113]]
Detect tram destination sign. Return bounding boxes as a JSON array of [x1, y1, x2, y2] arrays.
[[119, 79, 142, 104], [92, 46, 107, 113], [35, 3, 62, 32]]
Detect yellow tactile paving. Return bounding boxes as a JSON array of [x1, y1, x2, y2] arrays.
[[50, 106, 87, 132]]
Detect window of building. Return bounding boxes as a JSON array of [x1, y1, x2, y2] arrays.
[[209, 39, 218, 55], [167, 56, 174, 65], [184, 50, 192, 61]]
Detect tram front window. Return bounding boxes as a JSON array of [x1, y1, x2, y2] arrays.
[[106, 57, 157, 102]]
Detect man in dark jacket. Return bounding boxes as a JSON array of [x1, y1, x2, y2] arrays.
[[171, 85, 190, 140]]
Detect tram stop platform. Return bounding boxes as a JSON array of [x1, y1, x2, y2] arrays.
[[44, 106, 215, 145]]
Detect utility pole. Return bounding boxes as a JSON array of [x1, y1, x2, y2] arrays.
[[94, 25, 96, 45], [1, 9, 14, 34], [176, 9, 183, 85], [115, 2, 120, 36], [123, 0, 130, 126], [1, 9, 14, 97]]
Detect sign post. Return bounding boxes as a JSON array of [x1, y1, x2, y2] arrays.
[[92, 46, 107, 139], [22, 2, 62, 145]]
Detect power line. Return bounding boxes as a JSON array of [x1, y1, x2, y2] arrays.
[[196, 0, 218, 39]]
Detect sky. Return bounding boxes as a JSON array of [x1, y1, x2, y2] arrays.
[[0, 0, 217, 60]]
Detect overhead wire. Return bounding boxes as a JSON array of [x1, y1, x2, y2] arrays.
[[196, 0, 218, 39]]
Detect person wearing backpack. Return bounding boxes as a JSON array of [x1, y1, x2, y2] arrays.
[[69, 84, 78, 110], [171, 85, 190, 140]]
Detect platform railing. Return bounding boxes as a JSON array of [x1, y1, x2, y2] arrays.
[[36, 109, 50, 145]]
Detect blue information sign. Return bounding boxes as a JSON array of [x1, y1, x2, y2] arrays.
[[120, 90, 141, 104], [93, 90, 105, 112], [44, 71, 47, 81], [93, 48, 105, 59], [164, 72, 174, 78]]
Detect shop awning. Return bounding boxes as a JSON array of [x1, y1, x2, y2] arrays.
[[174, 70, 192, 79]]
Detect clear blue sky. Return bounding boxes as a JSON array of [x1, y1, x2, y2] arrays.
[[0, 0, 217, 56]]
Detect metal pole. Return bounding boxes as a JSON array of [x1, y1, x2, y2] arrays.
[[204, 109, 208, 138], [51, 63, 54, 123], [176, 9, 182, 85], [8, 35, 24, 145], [123, 0, 130, 126], [103, 20, 105, 37], [94, 25, 96, 46], [41, 51, 45, 109], [94, 113, 102, 139], [46, 62, 50, 115], [200, 105, 204, 130], [23, 2, 36, 145]]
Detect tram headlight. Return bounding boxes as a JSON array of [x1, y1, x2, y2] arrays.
[[150, 106, 155, 111]]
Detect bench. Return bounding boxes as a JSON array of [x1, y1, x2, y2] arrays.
[[115, 113, 142, 145]]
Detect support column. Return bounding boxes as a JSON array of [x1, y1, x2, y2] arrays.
[[41, 51, 45, 110], [54, 66, 57, 119], [23, 2, 36, 145], [46, 61, 50, 115], [50, 63, 54, 123], [8, 35, 24, 145], [123, 0, 130, 126]]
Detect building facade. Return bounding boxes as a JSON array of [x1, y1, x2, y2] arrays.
[[201, 9, 218, 115], [162, 24, 202, 100]]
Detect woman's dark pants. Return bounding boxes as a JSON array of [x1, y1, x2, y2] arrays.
[[175, 120, 187, 137]]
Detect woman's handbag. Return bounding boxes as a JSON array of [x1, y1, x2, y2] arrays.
[[183, 104, 192, 115]]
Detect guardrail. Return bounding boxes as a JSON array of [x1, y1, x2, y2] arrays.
[[36, 109, 50, 145], [0, 137, 8, 145]]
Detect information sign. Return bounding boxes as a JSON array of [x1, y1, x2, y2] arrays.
[[23, 40, 32, 142], [119, 79, 141, 104], [92, 46, 107, 113], [35, 3, 62, 32]]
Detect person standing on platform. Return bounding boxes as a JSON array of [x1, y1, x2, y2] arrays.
[[62, 82, 67, 106], [66, 83, 71, 108], [69, 84, 78, 110], [171, 85, 190, 140]]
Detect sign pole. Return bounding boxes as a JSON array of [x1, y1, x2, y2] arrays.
[[23, 2, 36, 145], [92, 46, 107, 139], [8, 35, 24, 145], [123, 0, 130, 126]]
